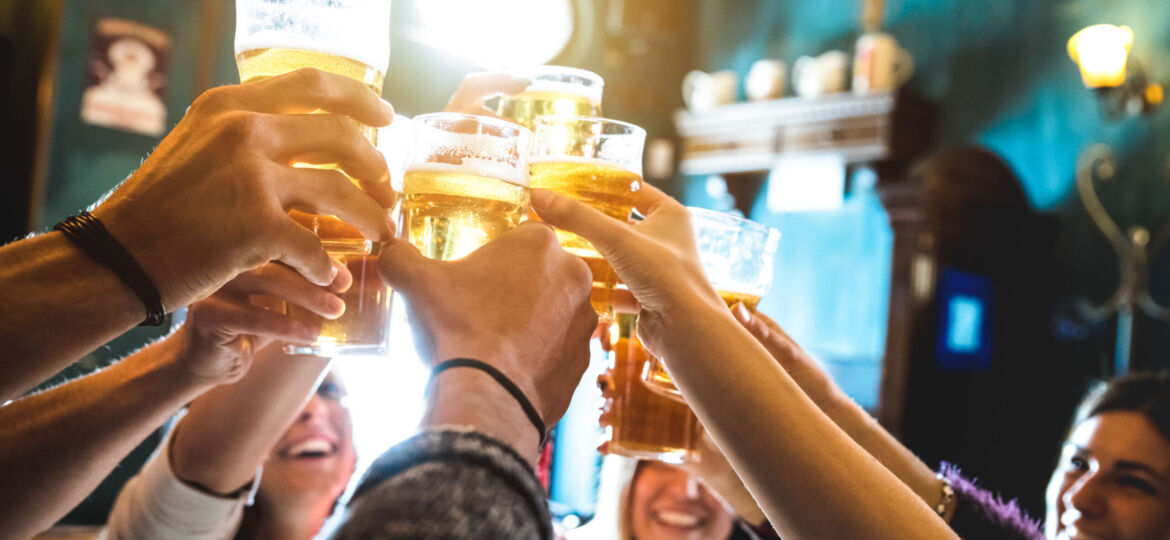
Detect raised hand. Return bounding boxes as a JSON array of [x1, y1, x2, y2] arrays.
[[92, 68, 396, 312], [175, 260, 349, 386], [532, 185, 721, 352], [378, 222, 597, 430], [444, 72, 529, 120]]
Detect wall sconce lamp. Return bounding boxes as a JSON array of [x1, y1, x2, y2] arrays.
[[1068, 24, 1163, 118]]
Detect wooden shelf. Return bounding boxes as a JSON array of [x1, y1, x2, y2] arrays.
[[674, 91, 934, 179]]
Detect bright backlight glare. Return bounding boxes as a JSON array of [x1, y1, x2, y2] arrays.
[[1067, 24, 1133, 88], [413, 0, 574, 68]]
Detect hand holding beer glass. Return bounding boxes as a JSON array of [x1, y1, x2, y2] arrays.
[[490, 66, 603, 128], [403, 113, 531, 261], [602, 313, 700, 463], [234, 0, 394, 356], [529, 116, 645, 321], [642, 208, 781, 399]]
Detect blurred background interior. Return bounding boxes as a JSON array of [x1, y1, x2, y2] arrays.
[[2, 0, 1169, 531]]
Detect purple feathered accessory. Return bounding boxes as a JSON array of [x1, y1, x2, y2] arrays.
[[938, 462, 1045, 540]]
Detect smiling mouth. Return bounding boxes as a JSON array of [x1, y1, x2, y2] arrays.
[[652, 509, 707, 530], [281, 437, 338, 459]]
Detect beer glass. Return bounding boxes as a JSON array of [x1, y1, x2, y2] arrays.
[[643, 208, 781, 399], [403, 113, 531, 261], [492, 66, 604, 128], [235, 0, 393, 356], [529, 116, 644, 322], [607, 313, 700, 463]]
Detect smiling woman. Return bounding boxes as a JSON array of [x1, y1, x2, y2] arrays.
[[1045, 373, 1170, 540], [627, 461, 738, 540], [102, 346, 358, 540]]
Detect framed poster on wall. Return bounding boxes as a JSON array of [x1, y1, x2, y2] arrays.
[[79, 17, 171, 136]]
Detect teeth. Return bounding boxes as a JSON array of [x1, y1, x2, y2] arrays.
[[288, 438, 333, 457], [655, 511, 700, 528]]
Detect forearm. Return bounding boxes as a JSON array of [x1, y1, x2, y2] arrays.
[[0, 328, 213, 538], [422, 368, 540, 465], [647, 297, 956, 540], [821, 392, 949, 516], [171, 345, 331, 493], [0, 232, 143, 401], [704, 470, 767, 526]]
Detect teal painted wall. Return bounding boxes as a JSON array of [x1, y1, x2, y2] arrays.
[[688, 0, 1170, 512]]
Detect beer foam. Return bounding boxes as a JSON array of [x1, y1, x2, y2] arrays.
[[524, 80, 603, 104], [528, 154, 642, 176], [407, 160, 529, 187], [235, 0, 390, 71]]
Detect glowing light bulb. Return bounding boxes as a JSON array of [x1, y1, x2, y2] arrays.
[[1068, 24, 1133, 88]]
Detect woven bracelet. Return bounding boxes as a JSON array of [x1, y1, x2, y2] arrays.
[[55, 211, 167, 326], [430, 358, 548, 447]]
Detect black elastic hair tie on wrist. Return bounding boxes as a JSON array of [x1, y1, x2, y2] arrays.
[[430, 358, 548, 447], [54, 211, 167, 326]]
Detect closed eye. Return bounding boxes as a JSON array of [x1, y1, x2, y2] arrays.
[[1117, 475, 1158, 495]]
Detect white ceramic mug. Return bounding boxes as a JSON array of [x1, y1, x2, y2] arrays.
[[682, 69, 739, 111], [793, 50, 849, 97], [852, 32, 914, 93], [745, 59, 787, 101]]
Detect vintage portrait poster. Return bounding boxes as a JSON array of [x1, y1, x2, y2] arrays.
[[80, 18, 171, 136]]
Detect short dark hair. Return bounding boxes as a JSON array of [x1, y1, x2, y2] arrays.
[[1072, 372, 1170, 444]]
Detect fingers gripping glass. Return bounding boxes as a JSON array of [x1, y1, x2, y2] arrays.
[[528, 115, 646, 323], [234, 0, 394, 357], [642, 208, 781, 400]]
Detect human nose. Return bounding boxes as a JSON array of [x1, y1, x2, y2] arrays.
[[1063, 470, 1106, 518], [298, 395, 329, 423]]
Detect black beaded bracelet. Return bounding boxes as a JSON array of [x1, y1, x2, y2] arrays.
[[54, 211, 167, 326], [430, 358, 548, 447]]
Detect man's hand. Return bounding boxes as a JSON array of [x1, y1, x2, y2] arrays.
[[378, 222, 596, 429], [92, 68, 396, 312], [173, 260, 350, 386]]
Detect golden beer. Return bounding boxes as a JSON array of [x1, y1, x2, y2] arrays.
[[403, 164, 531, 261], [285, 245, 390, 351], [496, 90, 600, 129], [528, 157, 641, 256], [643, 290, 764, 399], [529, 157, 640, 319], [237, 48, 384, 144], [719, 290, 763, 311], [608, 314, 699, 463], [236, 47, 392, 355]]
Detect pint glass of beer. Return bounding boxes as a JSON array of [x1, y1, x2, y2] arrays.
[[643, 208, 781, 399], [492, 66, 603, 128], [235, 0, 393, 356], [403, 113, 531, 261], [529, 116, 644, 321], [607, 314, 700, 463]]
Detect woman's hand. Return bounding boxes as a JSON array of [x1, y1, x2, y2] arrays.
[[173, 260, 350, 386], [730, 305, 845, 411], [532, 185, 723, 353]]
